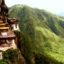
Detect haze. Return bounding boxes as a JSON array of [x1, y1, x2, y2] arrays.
[[5, 0, 64, 15]]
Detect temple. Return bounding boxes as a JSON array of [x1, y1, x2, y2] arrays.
[[0, 0, 19, 59], [8, 18, 20, 31]]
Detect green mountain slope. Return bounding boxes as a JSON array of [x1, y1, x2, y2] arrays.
[[9, 5, 64, 64]]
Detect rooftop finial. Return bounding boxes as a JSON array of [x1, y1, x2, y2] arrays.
[[0, 0, 8, 17], [0, 0, 2, 5]]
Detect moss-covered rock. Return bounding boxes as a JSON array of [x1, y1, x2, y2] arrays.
[[3, 49, 26, 64]]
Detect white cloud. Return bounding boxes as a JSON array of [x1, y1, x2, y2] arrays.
[[5, 0, 64, 14]]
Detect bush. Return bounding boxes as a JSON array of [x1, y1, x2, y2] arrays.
[[0, 60, 8, 64]]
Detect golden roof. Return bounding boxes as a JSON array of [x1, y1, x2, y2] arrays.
[[8, 18, 18, 23], [0, 23, 8, 26], [0, 21, 3, 23], [8, 18, 17, 20], [0, 27, 9, 30], [0, 23, 6, 26]]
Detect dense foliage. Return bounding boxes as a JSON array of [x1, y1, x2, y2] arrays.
[[9, 5, 64, 64]]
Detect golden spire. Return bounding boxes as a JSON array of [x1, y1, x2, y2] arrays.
[[0, 0, 8, 16], [0, 0, 2, 5]]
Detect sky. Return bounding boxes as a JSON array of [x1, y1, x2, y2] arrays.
[[5, 0, 64, 15]]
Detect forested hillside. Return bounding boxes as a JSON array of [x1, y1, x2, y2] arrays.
[[9, 5, 64, 64]]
